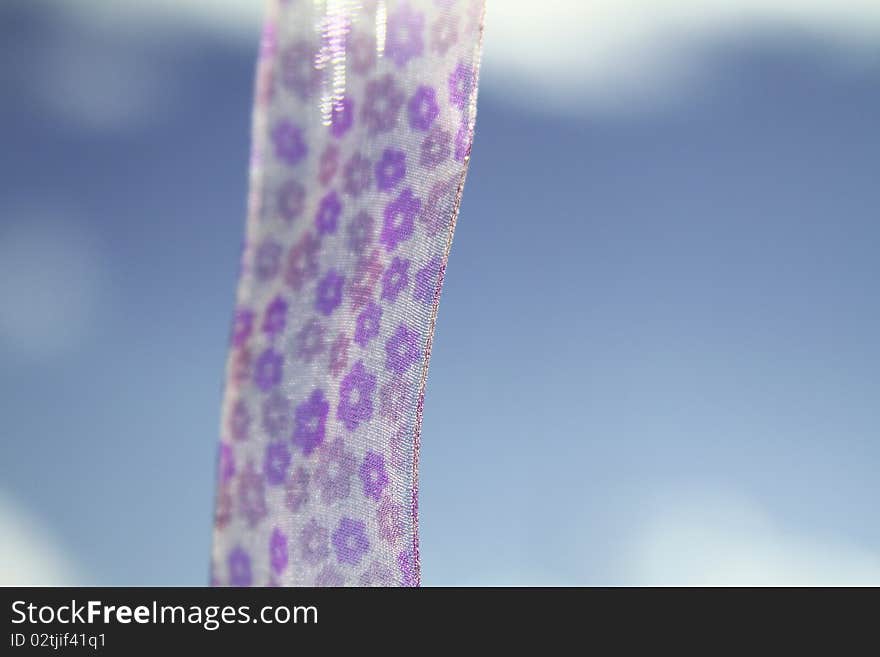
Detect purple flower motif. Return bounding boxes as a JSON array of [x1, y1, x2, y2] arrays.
[[271, 120, 307, 166], [420, 125, 452, 168], [414, 256, 442, 304], [228, 547, 252, 587], [280, 41, 321, 99], [362, 74, 404, 133], [337, 361, 377, 432], [332, 518, 370, 566], [264, 442, 291, 486], [300, 518, 330, 565], [254, 348, 283, 392], [295, 318, 326, 362], [359, 451, 389, 501], [315, 565, 344, 587], [284, 231, 320, 291], [285, 466, 309, 512], [315, 269, 344, 315], [419, 177, 456, 236], [217, 487, 231, 529], [318, 144, 339, 186], [385, 324, 421, 374], [359, 561, 395, 587], [261, 390, 291, 440], [430, 14, 458, 55], [230, 348, 252, 386], [346, 211, 374, 254], [342, 153, 372, 197], [354, 303, 382, 348], [314, 438, 356, 503], [270, 527, 288, 575], [330, 97, 354, 138], [375, 148, 406, 191], [448, 62, 474, 110], [348, 251, 384, 309], [228, 398, 250, 442], [381, 257, 410, 302], [254, 239, 282, 280], [238, 461, 267, 528], [315, 191, 342, 235], [292, 389, 328, 455], [407, 85, 439, 131], [230, 308, 253, 347], [218, 443, 235, 483], [381, 188, 420, 252], [378, 495, 404, 545], [349, 30, 376, 75], [380, 376, 409, 425], [398, 550, 418, 587], [386, 4, 425, 68], [277, 179, 305, 222], [262, 295, 288, 337], [329, 333, 350, 378]]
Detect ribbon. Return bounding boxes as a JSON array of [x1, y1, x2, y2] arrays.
[[211, 0, 485, 586]]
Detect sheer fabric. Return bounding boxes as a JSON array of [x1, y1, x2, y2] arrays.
[[211, 0, 485, 587]]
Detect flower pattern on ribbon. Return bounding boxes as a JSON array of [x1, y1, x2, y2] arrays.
[[213, 0, 485, 587]]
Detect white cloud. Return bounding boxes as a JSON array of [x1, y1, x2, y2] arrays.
[[483, 1, 880, 102], [629, 486, 880, 586], [0, 492, 88, 586], [53, 0, 880, 114]]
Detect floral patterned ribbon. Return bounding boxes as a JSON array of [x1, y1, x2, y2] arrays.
[[211, 0, 485, 586]]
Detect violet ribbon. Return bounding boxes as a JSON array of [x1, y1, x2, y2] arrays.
[[211, 0, 485, 586]]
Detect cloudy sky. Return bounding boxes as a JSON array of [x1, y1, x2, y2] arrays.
[[50, 0, 880, 115], [1, 0, 879, 585]]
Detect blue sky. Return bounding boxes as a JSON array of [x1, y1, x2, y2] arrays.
[[1, 1, 878, 585]]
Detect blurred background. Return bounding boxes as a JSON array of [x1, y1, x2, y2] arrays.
[[1, 0, 879, 585]]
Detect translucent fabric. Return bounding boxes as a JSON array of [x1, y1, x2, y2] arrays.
[[211, 0, 485, 586]]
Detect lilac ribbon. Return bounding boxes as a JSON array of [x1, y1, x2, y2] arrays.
[[211, 0, 485, 586]]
